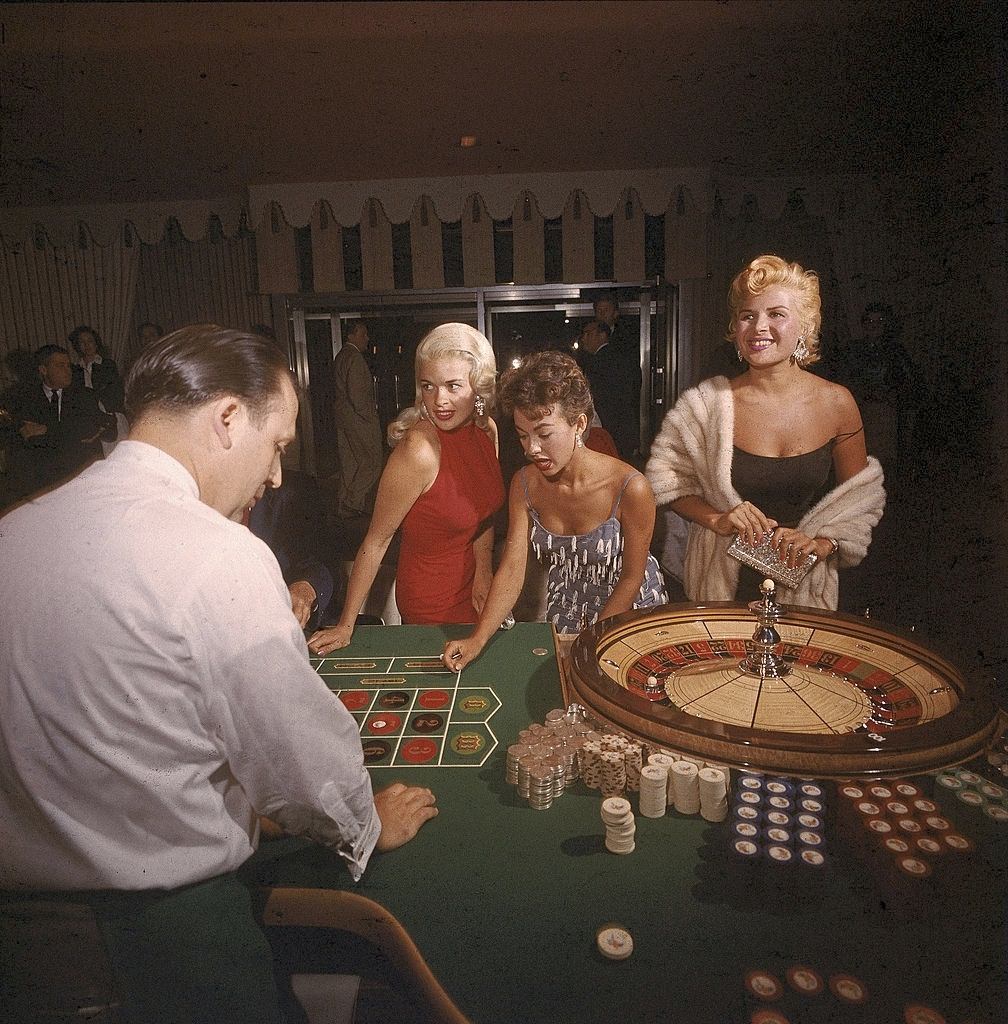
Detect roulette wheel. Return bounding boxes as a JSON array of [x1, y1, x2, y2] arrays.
[[564, 584, 1000, 778]]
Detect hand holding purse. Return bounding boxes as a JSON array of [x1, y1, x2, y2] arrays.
[[727, 532, 818, 590]]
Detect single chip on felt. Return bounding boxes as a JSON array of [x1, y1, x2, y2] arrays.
[[596, 924, 633, 960], [785, 964, 824, 996], [745, 970, 783, 1001], [828, 973, 869, 1004]]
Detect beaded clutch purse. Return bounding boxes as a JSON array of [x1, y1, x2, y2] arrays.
[[727, 534, 818, 590]]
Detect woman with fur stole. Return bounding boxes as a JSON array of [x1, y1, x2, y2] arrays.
[[646, 255, 885, 610]]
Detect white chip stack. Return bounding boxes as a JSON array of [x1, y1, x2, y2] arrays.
[[698, 766, 729, 821], [670, 759, 701, 814], [638, 763, 669, 818], [601, 796, 636, 854]]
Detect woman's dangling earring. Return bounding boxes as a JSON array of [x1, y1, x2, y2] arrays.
[[474, 394, 486, 418], [575, 432, 585, 449], [736, 347, 744, 363], [791, 336, 809, 366]]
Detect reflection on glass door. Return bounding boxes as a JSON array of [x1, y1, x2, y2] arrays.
[[485, 284, 672, 469]]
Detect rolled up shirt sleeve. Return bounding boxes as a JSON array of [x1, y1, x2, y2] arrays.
[[192, 534, 381, 880]]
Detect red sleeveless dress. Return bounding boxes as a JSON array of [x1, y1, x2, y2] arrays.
[[396, 421, 505, 624]]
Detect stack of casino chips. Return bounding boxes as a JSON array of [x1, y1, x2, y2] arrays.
[[638, 764, 669, 817], [601, 796, 636, 855], [670, 760, 701, 815], [580, 731, 649, 796], [624, 744, 643, 792], [526, 762, 556, 810], [507, 710, 590, 809], [728, 773, 830, 873], [580, 738, 603, 790], [600, 750, 627, 797], [698, 766, 729, 822], [840, 779, 976, 878], [646, 752, 676, 807]]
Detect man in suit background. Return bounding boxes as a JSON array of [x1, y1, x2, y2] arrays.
[[7, 344, 115, 501], [332, 319, 382, 519], [578, 319, 641, 461]]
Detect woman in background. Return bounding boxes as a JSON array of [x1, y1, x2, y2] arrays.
[[646, 254, 885, 609], [443, 351, 665, 670], [69, 325, 125, 415], [310, 323, 504, 652]]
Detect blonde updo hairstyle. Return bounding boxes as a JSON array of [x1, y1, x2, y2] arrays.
[[387, 323, 497, 447], [727, 255, 822, 367], [499, 350, 594, 425]]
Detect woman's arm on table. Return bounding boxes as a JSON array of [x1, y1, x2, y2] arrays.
[[442, 473, 531, 670], [309, 431, 438, 654]]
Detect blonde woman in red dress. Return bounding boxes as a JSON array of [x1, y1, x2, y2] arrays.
[[310, 323, 504, 653]]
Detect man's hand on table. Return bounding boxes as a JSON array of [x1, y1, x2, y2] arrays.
[[374, 782, 438, 852], [288, 580, 317, 628], [308, 622, 354, 654]]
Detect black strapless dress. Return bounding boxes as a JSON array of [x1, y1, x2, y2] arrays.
[[730, 441, 834, 600]]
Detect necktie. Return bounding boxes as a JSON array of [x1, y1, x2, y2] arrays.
[[50, 390, 60, 421]]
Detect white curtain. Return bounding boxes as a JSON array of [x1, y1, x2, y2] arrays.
[[130, 230, 269, 367], [0, 231, 139, 371]]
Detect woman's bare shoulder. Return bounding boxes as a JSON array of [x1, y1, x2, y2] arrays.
[[396, 420, 441, 469], [616, 464, 656, 504], [810, 375, 859, 416]]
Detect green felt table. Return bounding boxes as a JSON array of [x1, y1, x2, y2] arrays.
[[246, 622, 1007, 1024]]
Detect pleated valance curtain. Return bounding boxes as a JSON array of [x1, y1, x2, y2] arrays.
[[251, 179, 710, 296], [2, 167, 998, 399]]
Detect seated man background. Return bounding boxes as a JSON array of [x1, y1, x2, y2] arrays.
[[246, 468, 336, 632], [7, 344, 115, 501], [0, 325, 437, 1024]]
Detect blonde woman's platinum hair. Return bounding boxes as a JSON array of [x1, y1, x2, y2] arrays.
[[387, 323, 498, 447], [726, 254, 822, 367]]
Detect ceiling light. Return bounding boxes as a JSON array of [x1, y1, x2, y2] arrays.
[[460, 135, 478, 148]]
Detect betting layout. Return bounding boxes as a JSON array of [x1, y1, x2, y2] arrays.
[[311, 653, 500, 768]]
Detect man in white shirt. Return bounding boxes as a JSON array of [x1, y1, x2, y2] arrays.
[[0, 324, 437, 1023]]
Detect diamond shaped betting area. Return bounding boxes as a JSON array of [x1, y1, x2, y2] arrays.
[[310, 653, 500, 768]]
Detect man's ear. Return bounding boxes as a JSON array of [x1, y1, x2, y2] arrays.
[[211, 396, 242, 450]]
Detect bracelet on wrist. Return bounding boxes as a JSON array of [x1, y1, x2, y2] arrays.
[[822, 537, 839, 558]]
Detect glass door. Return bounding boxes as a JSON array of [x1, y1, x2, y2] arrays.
[[285, 281, 676, 476]]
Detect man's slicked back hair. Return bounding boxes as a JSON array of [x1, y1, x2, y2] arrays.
[[125, 324, 292, 424]]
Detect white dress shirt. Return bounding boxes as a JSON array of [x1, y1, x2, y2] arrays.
[[81, 354, 101, 390], [43, 384, 62, 419], [0, 440, 380, 891]]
